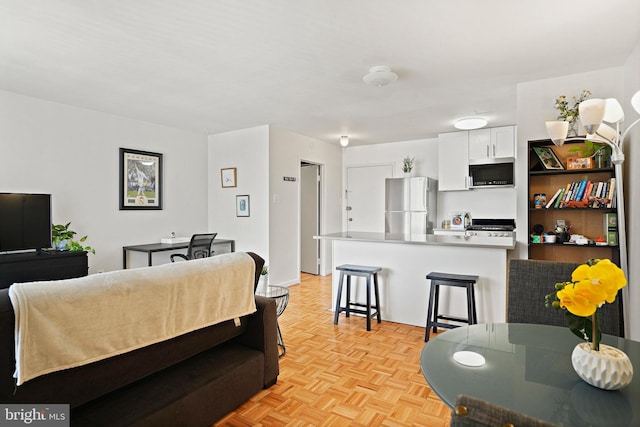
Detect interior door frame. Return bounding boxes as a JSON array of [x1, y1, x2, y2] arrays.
[[299, 160, 322, 275], [344, 162, 395, 232]]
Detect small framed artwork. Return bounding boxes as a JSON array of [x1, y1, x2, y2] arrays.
[[119, 148, 163, 210], [221, 168, 237, 188], [533, 146, 564, 170], [236, 195, 250, 217], [566, 156, 592, 170]]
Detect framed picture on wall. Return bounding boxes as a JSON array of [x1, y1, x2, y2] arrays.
[[221, 168, 237, 188], [236, 195, 250, 217], [119, 148, 163, 210]]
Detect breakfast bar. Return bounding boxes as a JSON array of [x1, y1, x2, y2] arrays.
[[317, 231, 515, 327]]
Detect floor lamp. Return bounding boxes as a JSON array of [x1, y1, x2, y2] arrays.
[[545, 89, 640, 337]]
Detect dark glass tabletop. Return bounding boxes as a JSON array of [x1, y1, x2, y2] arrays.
[[420, 323, 640, 427]]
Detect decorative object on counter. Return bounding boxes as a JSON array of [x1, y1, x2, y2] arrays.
[[533, 193, 546, 209], [402, 155, 415, 176], [449, 212, 469, 230], [52, 222, 95, 254], [545, 258, 632, 390], [553, 89, 591, 137], [532, 146, 564, 170]]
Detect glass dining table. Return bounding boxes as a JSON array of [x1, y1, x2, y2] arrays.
[[420, 323, 640, 427]]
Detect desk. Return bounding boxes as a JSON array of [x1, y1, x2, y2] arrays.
[[122, 239, 235, 269], [420, 323, 640, 427], [255, 285, 289, 357]]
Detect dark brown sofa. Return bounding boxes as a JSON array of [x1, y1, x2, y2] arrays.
[[0, 252, 279, 426]]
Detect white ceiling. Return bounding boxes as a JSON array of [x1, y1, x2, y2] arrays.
[[1, 1, 639, 146]]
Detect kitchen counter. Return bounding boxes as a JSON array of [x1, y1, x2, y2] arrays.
[[321, 231, 514, 327], [317, 231, 515, 250]]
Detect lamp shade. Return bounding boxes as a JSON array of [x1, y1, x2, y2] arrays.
[[545, 121, 569, 146], [579, 99, 606, 134], [588, 122, 617, 144], [603, 98, 624, 123], [631, 89, 640, 114]]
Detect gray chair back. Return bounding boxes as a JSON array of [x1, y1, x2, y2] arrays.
[[507, 259, 623, 337], [450, 394, 559, 427]]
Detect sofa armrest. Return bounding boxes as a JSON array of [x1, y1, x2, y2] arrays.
[[237, 296, 279, 387]]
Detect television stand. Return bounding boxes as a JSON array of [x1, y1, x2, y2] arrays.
[[0, 251, 88, 289]]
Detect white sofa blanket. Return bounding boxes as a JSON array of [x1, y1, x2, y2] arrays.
[[9, 252, 256, 385]]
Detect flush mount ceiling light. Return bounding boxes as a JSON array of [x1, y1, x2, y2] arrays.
[[454, 117, 488, 130], [339, 135, 349, 147], [362, 66, 398, 87]]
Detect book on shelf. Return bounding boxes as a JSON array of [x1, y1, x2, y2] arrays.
[[545, 187, 563, 208], [545, 178, 616, 209], [604, 212, 618, 245]]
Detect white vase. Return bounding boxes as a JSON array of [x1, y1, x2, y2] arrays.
[[257, 275, 268, 294], [571, 342, 634, 390]]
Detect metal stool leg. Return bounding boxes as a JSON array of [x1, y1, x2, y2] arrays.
[[373, 272, 382, 324], [334, 270, 345, 325]]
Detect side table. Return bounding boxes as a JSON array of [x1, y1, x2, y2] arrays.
[[256, 285, 290, 357]]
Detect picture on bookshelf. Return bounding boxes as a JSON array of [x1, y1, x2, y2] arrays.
[[533, 146, 564, 170], [567, 156, 592, 170]]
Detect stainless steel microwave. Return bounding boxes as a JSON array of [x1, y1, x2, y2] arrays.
[[469, 160, 514, 188]]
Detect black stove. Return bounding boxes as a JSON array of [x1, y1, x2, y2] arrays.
[[467, 218, 516, 231]]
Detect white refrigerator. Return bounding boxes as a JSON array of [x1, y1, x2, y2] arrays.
[[385, 177, 437, 234]]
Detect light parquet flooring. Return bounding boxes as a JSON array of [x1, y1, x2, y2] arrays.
[[214, 273, 451, 427]]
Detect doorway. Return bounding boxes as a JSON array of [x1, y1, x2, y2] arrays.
[[300, 162, 321, 275], [345, 164, 394, 232]]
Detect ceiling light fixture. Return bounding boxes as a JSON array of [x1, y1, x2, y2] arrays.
[[544, 88, 640, 330], [454, 117, 488, 130], [363, 66, 398, 87], [340, 135, 349, 147]]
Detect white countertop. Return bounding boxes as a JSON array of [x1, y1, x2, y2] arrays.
[[316, 231, 515, 250]]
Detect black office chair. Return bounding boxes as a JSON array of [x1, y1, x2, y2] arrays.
[[170, 233, 217, 262]]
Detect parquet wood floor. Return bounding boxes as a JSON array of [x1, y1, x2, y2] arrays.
[[214, 273, 451, 427]]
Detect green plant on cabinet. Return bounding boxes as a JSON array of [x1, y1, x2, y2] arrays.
[[52, 222, 95, 254]]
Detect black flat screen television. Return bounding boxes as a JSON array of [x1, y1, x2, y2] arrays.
[[0, 193, 52, 252]]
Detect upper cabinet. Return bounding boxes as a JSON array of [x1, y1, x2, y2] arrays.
[[438, 125, 516, 191], [438, 131, 469, 191], [469, 126, 516, 163]]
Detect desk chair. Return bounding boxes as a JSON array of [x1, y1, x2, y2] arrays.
[[170, 233, 217, 262]]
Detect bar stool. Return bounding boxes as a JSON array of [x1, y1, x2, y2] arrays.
[[333, 264, 382, 331], [425, 272, 479, 342]]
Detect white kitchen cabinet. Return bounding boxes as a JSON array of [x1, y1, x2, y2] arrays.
[[469, 126, 515, 163], [438, 131, 469, 191]]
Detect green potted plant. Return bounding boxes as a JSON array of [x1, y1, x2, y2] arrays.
[[402, 156, 415, 176], [568, 140, 611, 168], [52, 222, 95, 254]]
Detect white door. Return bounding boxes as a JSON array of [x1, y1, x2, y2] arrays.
[[300, 163, 320, 274], [345, 164, 394, 232]]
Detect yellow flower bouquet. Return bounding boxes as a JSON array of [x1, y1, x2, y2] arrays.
[[545, 259, 626, 351]]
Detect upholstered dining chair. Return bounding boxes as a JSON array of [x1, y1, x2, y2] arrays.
[[170, 233, 217, 262], [450, 395, 559, 427], [507, 259, 624, 337]]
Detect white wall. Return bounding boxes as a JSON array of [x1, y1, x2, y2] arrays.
[[268, 126, 342, 281], [0, 90, 208, 273], [622, 40, 640, 341], [342, 137, 516, 227], [207, 126, 270, 261]]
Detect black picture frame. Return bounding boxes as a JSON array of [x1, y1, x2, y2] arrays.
[[236, 195, 250, 217], [119, 148, 163, 210], [533, 146, 564, 170]]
